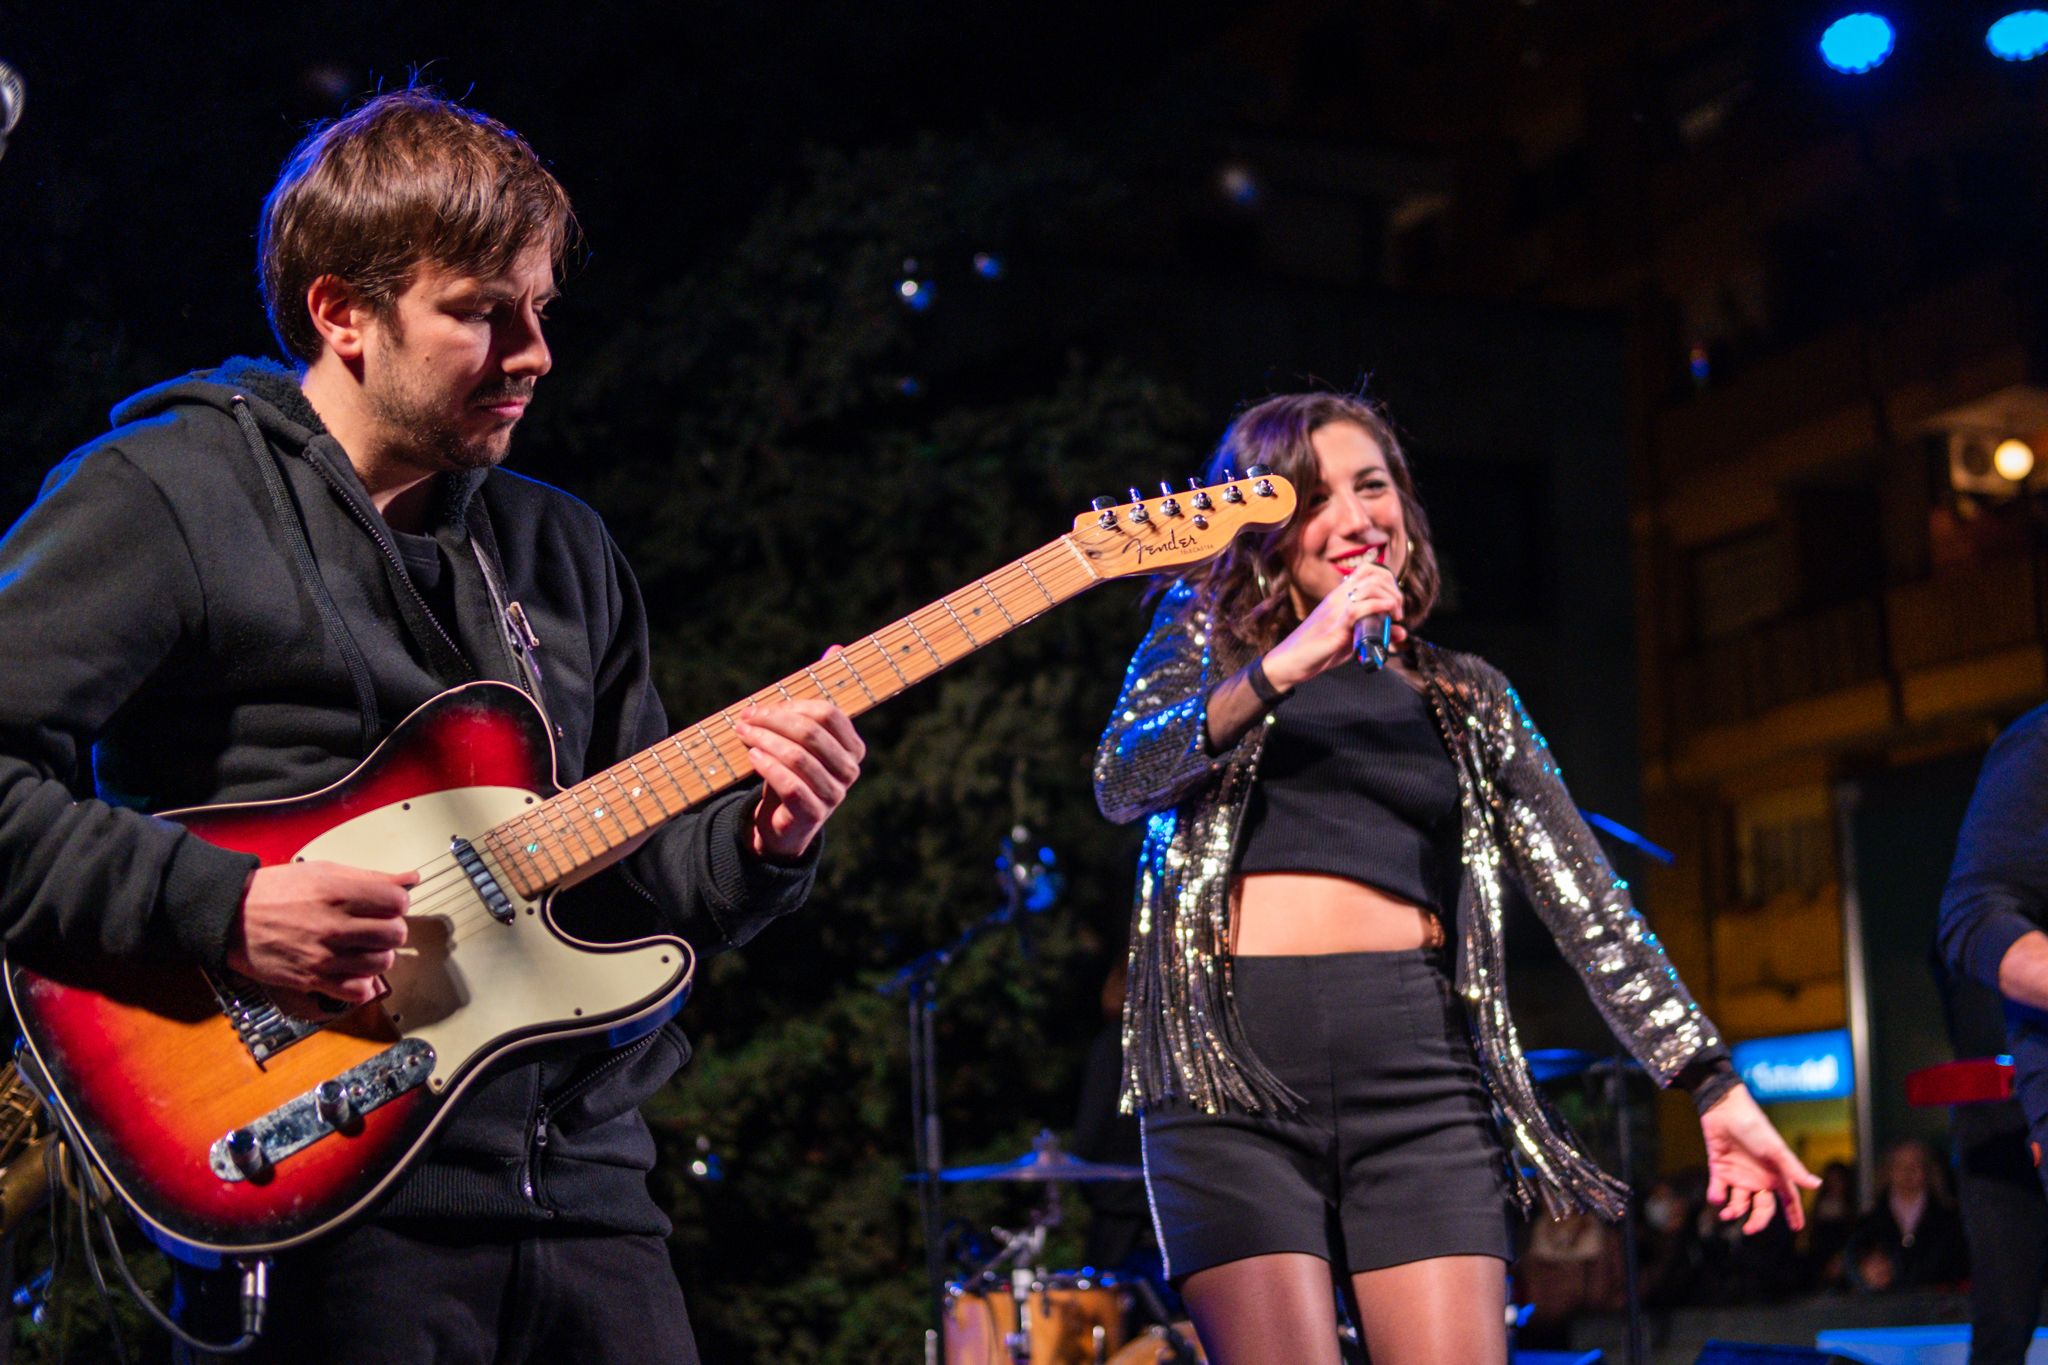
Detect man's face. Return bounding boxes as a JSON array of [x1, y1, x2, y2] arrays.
[[356, 242, 556, 474]]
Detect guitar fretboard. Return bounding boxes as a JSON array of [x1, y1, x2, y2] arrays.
[[479, 536, 1101, 898]]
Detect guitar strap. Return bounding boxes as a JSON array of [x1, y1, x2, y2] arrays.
[[463, 501, 552, 723]]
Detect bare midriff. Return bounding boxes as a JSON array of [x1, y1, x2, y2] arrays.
[[1231, 872, 1444, 956]]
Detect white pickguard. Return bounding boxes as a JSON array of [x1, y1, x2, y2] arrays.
[[294, 786, 687, 1090]]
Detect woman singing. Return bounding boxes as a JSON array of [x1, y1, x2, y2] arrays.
[[1094, 391, 1815, 1365]]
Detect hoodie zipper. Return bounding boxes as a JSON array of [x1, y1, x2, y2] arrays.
[[300, 452, 473, 677], [521, 1029, 668, 1209]]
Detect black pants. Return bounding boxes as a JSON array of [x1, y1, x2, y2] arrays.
[[1958, 1125, 2048, 1365], [174, 1222, 699, 1365]]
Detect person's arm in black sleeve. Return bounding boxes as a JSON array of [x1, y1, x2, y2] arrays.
[[555, 529, 819, 955], [1937, 705, 2048, 1007], [0, 448, 260, 966]]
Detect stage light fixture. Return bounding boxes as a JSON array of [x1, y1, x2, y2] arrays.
[[1994, 437, 2036, 481], [1819, 13, 1895, 73], [1988, 10, 2048, 60]]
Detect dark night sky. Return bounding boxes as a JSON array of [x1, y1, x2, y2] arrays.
[[0, 1, 1250, 410]]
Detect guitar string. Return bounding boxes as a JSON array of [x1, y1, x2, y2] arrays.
[[258, 515, 1247, 976], [424, 546, 1115, 942], [423, 516, 1253, 939]]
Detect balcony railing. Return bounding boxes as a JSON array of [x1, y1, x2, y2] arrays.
[[1671, 598, 1886, 734], [1668, 552, 2048, 742]]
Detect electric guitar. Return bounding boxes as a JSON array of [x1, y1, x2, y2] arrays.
[[8, 472, 1295, 1261]]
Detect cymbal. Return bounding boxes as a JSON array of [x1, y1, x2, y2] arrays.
[[934, 1131, 1144, 1184]]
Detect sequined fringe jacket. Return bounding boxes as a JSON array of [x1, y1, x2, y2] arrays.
[[1093, 580, 1726, 1220]]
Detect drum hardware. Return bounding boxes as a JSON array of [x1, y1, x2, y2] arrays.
[[935, 1130, 1143, 1185], [882, 826, 1065, 1348]]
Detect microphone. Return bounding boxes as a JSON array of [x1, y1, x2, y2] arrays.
[[0, 60, 22, 163], [1352, 543, 1393, 672], [1354, 614, 1391, 672]]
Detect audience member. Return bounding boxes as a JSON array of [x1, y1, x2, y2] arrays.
[[1844, 1140, 1968, 1292]]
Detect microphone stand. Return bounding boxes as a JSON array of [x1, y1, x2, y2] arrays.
[[1581, 812, 1668, 1365], [880, 828, 1063, 1352]]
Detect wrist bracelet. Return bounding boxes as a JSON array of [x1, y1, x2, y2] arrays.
[[1246, 656, 1289, 707]]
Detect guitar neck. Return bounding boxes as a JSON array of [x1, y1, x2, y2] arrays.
[[482, 535, 1103, 897]]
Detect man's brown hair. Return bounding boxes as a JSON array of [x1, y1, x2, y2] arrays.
[[258, 89, 578, 365]]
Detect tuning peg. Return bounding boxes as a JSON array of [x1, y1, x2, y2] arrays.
[[1186, 477, 1214, 511], [1126, 488, 1150, 523], [1245, 464, 1270, 477], [1156, 481, 1181, 517], [1091, 495, 1117, 529]]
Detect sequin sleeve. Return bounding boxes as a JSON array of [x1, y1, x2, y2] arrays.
[[1482, 670, 1722, 1087], [1094, 580, 1239, 825]]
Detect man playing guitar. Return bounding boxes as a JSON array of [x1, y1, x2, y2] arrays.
[[0, 89, 863, 1362]]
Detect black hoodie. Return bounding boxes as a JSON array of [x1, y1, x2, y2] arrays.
[[0, 357, 814, 1232]]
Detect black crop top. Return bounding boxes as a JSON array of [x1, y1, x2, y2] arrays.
[[1236, 660, 1462, 912]]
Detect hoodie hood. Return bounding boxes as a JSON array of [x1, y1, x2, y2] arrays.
[[111, 356, 325, 448], [110, 356, 488, 527]]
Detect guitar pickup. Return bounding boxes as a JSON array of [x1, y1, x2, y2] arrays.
[[209, 1039, 435, 1183], [452, 836, 517, 924]]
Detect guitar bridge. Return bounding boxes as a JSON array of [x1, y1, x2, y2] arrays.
[[203, 968, 326, 1064]]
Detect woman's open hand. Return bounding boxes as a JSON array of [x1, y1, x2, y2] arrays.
[[1700, 1084, 1821, 1234]]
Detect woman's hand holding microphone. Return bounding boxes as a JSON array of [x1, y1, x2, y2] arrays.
[[1263, 554, 1406, 693]]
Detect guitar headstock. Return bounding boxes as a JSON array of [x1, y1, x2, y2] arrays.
[[1067, 470, 1297, 580]]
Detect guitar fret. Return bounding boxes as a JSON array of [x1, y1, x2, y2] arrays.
[[773, 681, 795, 703], [514, 817, 568, 881], [487, 825, 546, 891], [801, 665, 831, 702], [1057, 536, 1097, 579], [905, 618, 944, 667], [708, 714, 753, 774], [693, 723, 734, 776], [1020, 560, 1057, 608], [837, 652, 880, 705], [543, 797, 600, 861], [665, 736, 714, 791], [625, 756, 678, 817], [940, 598, 980, 647], [593, 772, 649, 836], [870, 636, 912, 688], [980, 580, 1017, 628]]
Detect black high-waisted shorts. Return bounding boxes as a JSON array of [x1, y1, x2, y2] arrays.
[[1138, 950, 1514, 1281]]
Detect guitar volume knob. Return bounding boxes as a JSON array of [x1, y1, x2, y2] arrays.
[[224, 1127, 269, 1179], [316, 1079, 357, 1129]]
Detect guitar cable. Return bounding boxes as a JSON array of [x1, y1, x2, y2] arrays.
[[16, 1050, 269, 1355]]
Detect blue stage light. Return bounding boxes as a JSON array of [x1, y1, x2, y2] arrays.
[[897, 278, 933, 312], [972, 252, 1004, 280], [1819, 13, 1895, 73], [1989, 10, 2048, 60]]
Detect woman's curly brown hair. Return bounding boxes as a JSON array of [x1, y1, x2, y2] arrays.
[[1182, 391, 1440, 657]]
